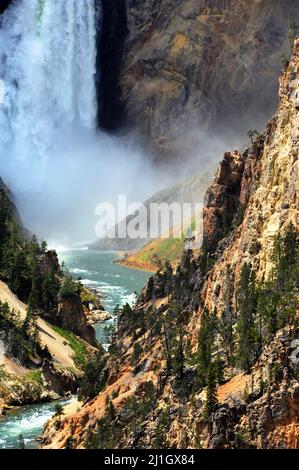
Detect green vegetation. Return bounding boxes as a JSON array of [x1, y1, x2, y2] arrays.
[[192, 223, 299, 389], [0, 186, 60, 315], [247, 129, 259, 144], [236, 222, 299, 371], [0, 364, 45, 404], [288, 17, 299, 48], [236, 263, 259, 371], [203, 365, 218, 421], [0, 301, 50, 366], [51, 325, 88, 369], [78, 350, 106, 401], [131, 342, 143, 370], [80, 287, 98, 306], [124, 223, 298, 422], [67, 216, 298, 447], [84, 381, 157, 449], [26, 370, 43, 385], [129, 236, 185, 271], [59, 272, 82, 299], [103, 323, 116, 345], [153, 408, 171, 448], [122, 220, 198, 271], [196, 309, 215, 387]]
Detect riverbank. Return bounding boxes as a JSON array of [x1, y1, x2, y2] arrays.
[[115, 235, 186, 273], [0, 250, 151, 448], [115, 256, 156, 273], [0, 277, 101, 415]]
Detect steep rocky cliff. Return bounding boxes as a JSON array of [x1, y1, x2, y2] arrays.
[[121, 0, 299, 160], [41, 38, 299, 450]]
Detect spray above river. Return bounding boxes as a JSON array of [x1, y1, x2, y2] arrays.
[[0, 0, 162, 246]]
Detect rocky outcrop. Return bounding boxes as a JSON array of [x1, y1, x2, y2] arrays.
[[121, 0, 299, 160], [40, 250, 61, 277], [42, 359, 78, 397], [57, 294, 96, 346], [86, 309, 112, 325], [199, 43, 299, 314]]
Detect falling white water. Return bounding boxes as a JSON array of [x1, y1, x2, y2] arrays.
[[0, 1, 163, 246], [0, 0, 98, 180]]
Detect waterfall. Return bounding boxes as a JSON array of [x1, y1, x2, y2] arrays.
[[0, 0, 100, 186], [0, 0, 155, 246]]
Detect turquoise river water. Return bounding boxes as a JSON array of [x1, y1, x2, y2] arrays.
[[0, 251, 150, 448]]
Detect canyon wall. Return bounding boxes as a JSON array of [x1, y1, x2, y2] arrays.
[[121, 0, 299, 160], [41, 37, 299, 450], [0, 0, 11, 15], [2, 1, 298, 165]]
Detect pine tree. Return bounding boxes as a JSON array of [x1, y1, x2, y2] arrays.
[[204, 365, 218, 420], [248, 129, 259, 144], [65, 436, 77, 449], [214, 354, 224, 384], [171, 302, 186, 381], [105, 396, 116, 422], [160, 301, 186, 381], [288, 18, 299, 48], [219, 265, 235, 363], [147, 276, 155, 299], [258, 223, 299, 340], [9, 250, 29, 300], [131, 342, 143, 369], [197, 309, 214, 387], [42, 271, 59, 314], [78, 350, 105, 400], [236, 263, 258, 372], [28, 278, 42, 312], [153, 408, 171, 449]]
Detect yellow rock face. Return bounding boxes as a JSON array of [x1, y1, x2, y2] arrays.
[[199, 39, 299, 316]]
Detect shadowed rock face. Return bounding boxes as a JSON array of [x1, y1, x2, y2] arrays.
[[0, 1, 12, 15], [96, 0, 128, 131], [121, 0, 299, 160]]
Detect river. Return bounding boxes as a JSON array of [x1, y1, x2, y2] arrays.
[[58, 250, 150, 343], [0, 250, 150, 449]]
